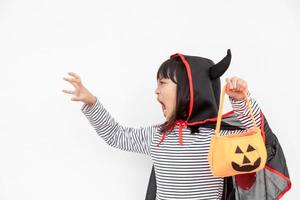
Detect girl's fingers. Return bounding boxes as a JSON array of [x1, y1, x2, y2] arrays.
[[236, 80, 243, 91], [228, 77, 248, 92], [63, 77, 81, 89], [63, 72, 86, 102], [63, 77, 81, 84], [70, 81, 80, 89], [62, 89, 75, 95], [71, 96, 82, 101], [225, 78, 234, 89], [68, 72, 81, 81], [240, 81, 248, 92], [230, 77, 239, 89], [235, 78, 246, 92], [62, 89, 82, 101], [234, 79, 239, 89]]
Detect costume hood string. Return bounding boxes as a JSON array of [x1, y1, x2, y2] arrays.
[[157, 120, 187, 147]]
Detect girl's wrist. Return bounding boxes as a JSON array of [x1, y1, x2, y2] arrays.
[[86, 95, 97, 106]]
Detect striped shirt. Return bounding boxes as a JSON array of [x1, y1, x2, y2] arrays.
[[81, 91, 261, 200]]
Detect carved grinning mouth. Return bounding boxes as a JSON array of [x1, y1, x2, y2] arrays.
[[231, 157, 261, 172]]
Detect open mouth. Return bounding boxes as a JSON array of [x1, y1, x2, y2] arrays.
[[157, 99, 166, 112]]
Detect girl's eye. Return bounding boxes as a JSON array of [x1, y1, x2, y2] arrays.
[[160, 81, 165, 84]]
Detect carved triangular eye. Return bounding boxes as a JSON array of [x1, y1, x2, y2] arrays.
[[235, 146, 243, 153], [247, 145, 256, 152]]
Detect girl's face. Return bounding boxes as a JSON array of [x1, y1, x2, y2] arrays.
[[155, 78, 177, 120]]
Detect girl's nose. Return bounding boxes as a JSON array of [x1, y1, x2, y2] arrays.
[[155, 87, 160, 95]]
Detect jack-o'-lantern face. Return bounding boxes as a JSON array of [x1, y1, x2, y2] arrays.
[[231, 144, 261, 172]]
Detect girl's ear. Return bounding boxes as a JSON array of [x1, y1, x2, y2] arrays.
[[209, 49, 232, 80]]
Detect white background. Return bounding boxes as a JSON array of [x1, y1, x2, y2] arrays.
[[0, 0, 299, 199]]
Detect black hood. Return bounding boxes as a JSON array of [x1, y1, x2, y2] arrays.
[[171, 49, 232, 125]]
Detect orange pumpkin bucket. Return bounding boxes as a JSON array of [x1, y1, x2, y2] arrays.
[[208, 84, 267, 177]]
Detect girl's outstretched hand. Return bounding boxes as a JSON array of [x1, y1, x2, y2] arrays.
[[62, 72, 97, 106], [225, 76, 249, 101]]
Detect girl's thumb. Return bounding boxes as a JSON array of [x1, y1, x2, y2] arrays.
[[71, 96, 81, 101]]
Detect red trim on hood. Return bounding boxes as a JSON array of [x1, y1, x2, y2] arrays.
[[168, 53, 235, 145], [187, 110, 235, 126], [170, 53, 194, 120], [156, 111, 235, 146], [170, 53, 195, 145]]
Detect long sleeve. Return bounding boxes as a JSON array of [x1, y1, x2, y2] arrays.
[[229, 90, 261, 129], [220, 91, 262, 136], [81, 97, 159, 156]]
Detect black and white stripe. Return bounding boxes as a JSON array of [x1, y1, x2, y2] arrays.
[[81, 91, 261, 200]]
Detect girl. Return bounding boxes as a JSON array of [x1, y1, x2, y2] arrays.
[[62, 50, 262, 200]]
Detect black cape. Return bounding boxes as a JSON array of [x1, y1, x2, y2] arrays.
[[145, 50, 291, 200]]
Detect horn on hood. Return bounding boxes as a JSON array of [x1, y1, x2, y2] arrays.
[[209, 49, 232, 80]]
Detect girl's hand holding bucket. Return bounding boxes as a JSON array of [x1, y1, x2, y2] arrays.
[[225, 76, 249, 101]]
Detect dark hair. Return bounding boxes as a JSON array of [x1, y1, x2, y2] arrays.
[[156, 57, 200, 135]]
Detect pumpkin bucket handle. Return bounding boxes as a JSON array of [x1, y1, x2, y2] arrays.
[[215, 84, 258, 136]]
